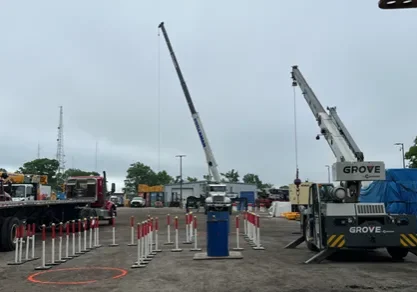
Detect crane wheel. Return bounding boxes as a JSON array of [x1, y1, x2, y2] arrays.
[[387, 247, 409, 261], [1, 217, 20, 252], [303, 217, 319, 252]]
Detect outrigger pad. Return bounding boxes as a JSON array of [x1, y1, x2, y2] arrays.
[[284, 235, 305, 249], [304, 248, 336, 264]]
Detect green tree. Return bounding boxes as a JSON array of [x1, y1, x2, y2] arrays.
[[19, 158, 59, 187], [125, 162, 157, 192], [0, 168, 6, 172], [242, 173, 263, 189], [405, 137, 417, 168], [279, 185, 289, 189], [186, 176, 198, 182], [203, 174, 210, 181], [155, 170, 174, 185], [221, 169, 240, 183]]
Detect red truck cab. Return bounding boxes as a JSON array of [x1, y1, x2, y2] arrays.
[[65, 171, 117, 223]]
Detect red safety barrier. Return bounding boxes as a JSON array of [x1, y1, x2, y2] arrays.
[[128, 216, 136, 246], [63, 221, 72, 260], [233, 215, 244, 251], [190, 216, 202, 251], [171, 216, 182, 252], [34, 225, 51, 270], [154, 217, 162, 252], [131, 222, 145, 268], [109, 216, 118, 247], [164, 214, 173, 245]]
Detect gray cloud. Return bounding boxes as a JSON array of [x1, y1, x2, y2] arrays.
[[0, 1, 415, 191]]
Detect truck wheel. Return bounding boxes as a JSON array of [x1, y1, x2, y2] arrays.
[[1, 217, 20, 252], [387, 247, 409, 260]]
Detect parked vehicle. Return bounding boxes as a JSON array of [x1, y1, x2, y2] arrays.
[[130, 197, 145, 208]]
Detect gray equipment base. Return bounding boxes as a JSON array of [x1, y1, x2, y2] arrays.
[[193, 251, 243, 260]]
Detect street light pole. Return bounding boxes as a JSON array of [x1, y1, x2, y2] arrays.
[[325, 165, 331, 183], [394, 143, 406, 168], [176, 155, 186, 207]]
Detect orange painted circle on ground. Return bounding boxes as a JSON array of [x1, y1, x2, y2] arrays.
[[27, 267, 128, 285]]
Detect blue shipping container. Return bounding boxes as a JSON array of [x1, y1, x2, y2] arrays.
[[206, 211, 230, 257], [238, 191, 255, 211]]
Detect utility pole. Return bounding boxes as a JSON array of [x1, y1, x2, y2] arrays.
[[176, 154, 186, 208], [394, 142, 406, 168], [325, 165, 331, 183]]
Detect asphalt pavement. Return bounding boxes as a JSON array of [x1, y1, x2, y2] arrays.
[[0, 207, 417, 292]]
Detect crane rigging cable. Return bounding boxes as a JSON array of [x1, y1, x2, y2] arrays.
[[157, 28, 161, 172]]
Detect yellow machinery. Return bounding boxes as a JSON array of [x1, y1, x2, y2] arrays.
[[0, 172, 48, 185]]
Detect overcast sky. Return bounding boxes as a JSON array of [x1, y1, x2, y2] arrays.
[[0, 1, 415, 191]]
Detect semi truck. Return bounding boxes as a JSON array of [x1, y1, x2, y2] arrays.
[[0, 171, 117, 252]]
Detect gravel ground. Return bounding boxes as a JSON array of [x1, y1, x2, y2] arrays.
[[0, 207, 417, 292]]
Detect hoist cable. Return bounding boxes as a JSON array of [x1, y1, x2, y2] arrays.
[[157, 28, 161, 172], [293, 85, 299, 177]]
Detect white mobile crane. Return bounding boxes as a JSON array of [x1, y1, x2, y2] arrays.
[[158, 22, 234, 214], [285, 65, 417, 263]]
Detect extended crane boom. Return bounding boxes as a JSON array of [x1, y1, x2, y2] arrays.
[[158, 22, 221, 183]]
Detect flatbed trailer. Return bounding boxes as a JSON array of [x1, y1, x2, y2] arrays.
[[0, 171, 117, 252]]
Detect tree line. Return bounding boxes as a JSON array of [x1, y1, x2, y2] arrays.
[[9, 133, 417, 194]]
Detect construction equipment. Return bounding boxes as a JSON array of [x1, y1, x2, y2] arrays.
[[0, 173, 49, 201], [285, 65, 417, 263], [379, 0, 417, 9], [158, 22, 247, 214]]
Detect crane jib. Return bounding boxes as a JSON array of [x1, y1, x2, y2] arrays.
[[193, 117, 207, 148]]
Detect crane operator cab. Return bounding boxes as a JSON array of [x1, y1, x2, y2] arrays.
[[204, 183, 232, 215]]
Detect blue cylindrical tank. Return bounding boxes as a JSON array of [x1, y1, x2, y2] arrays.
[[206, 211, 229, 257]]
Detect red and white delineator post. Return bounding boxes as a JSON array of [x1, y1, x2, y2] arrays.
[[188, 212, 194, 242], [232, 215, 244, 251], [154, 217, 162, 252], [62, 221, 72, 260], [128, 216, 136, 246], [260, 203, 266, 213], [148, 218, 156, 256], [56, 222, 66, 263], [109, 216, 119, 247], [171, 216, 182, 252], [141, 221, 151, 262], [131, 223, 146, 268], [190, 216, 201, 251], [46, 223, 59, 266], [29, 223, 39, 262], [35, 225, 51, 270], [164, 214, 174, 245], [246, 212, 256, 246], [252, 214, 265, 250], [89, 217, 94, 249], [94, 217, 101, 247], [183, 213, 192, 244], [243, 211, 248, 240], [71, 220, 79, 257], [77, 219, 85, 254], [8, 224, 23, 265]]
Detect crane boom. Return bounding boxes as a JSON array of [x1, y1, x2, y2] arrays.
[[291, 66, 363, 163], [158, 22, 221, 183], [291, 65, 385, 201], [379, 0, 417, 9]]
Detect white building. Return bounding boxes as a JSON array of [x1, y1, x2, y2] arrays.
[[164, 181, 257, 206]]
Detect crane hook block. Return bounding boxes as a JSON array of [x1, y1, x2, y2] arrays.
[[294, 178, 302, 187]]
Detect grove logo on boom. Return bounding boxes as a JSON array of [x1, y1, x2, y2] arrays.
[[349, 226, 382, 233]]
